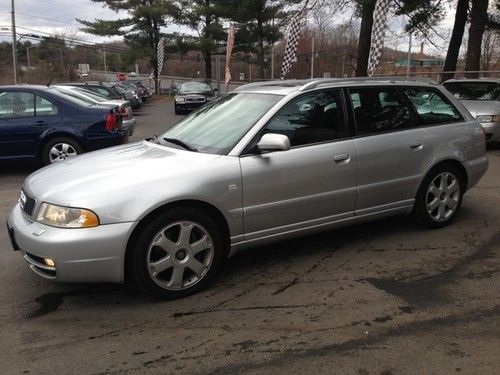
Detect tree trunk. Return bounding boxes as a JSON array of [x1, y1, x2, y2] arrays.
[[204, 52, 212, 81], [465, 0, 489, 78], [356, 0, 376, 77], [441, 0, 469, 82], [204, 1, 212, 81]]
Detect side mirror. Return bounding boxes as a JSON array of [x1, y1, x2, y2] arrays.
[[257, 133, 291, 153]]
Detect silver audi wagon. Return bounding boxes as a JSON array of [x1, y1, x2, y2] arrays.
[[7, 78, 489, 298]]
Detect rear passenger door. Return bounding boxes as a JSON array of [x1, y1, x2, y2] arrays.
[[348, 86, 434, 215]]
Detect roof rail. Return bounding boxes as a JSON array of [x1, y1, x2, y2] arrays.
[[300, 76, 436, 91], [234, 79, 308, 92]]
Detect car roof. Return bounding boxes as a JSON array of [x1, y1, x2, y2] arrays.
[[0, 84, 53, 91], [443, 78, 500, 84], [234, 77, 439, 95]]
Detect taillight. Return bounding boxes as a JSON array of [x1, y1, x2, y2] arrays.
[[120, 106, 129, 119], [105, 113, 118, 131]]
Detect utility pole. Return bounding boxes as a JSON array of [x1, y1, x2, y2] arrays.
[[11, 0, 17, 84], [103, 42, 107, 78], [407, 33, 412, 77], [310, 38, 315, 79]]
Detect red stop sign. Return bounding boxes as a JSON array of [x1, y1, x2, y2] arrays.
[[116, 73, 128, 81]]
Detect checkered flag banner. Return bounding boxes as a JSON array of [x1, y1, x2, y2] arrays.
[[367, 0, 391, 76], [281, 14, 303, 79], [157, 37, 165, 74]]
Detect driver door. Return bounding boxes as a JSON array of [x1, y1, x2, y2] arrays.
[[239, 89, 358, 241]]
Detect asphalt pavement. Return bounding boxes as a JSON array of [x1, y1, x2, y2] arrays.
[[1, 98, 499, 374]]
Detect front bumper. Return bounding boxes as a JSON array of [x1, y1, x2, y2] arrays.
[[7, 204, 136, 284], [175, 101, 206, 112], [480, 121, 500, 143]]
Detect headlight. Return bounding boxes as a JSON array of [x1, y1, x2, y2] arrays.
[[476, 115, 500, 123], [175, 97, 185, 103], [36, 203, 99, 228]]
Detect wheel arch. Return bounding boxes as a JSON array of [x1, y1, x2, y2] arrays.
[[124, 199, 231, 280], [37, 132, 85, 159], [424, 159, 469, 191]]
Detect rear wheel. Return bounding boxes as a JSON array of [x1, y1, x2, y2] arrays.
[[41, 137, 83, 165], [411, 164, 464, 228], [129, 207, 224, 299]]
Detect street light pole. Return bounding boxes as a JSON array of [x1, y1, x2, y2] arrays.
[[11, 0, 18, 84]]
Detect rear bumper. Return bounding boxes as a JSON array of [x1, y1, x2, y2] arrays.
[[123, 117, 136, 135], [86, 131, 129, 152], [464, 155, 489, 190], [480, 121, 500, 143], [7, 204, 136, 283]]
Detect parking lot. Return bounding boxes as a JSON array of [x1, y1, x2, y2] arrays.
[[1, 98, 499, 374]]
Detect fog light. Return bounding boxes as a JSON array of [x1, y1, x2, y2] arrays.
[[44, 258, 55, 267]]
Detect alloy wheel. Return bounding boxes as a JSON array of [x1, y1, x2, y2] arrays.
[[49, 143, 78, 163], [426, 172, 460, 222], [146, 221, 214, 291]]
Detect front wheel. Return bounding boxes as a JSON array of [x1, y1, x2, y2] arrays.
[[411, 164, 464, 228], [129, 207, 224, 299]]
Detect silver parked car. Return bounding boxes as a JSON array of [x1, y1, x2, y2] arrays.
[[7, 78, 488, 299], [443, 78, 500, 145]]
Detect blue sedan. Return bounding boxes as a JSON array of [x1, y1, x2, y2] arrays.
[[0, 85, 129, 165]]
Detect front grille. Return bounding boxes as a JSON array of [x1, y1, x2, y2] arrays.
[[20, 190, 36, 217], [186, 98, 205, 103]]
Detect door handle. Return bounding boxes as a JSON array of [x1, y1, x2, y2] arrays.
[[333, 153, 351, 164], [36, 120, 47, 126], [409, 143, 423, 150]]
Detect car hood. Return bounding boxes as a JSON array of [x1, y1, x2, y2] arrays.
[[24, 141, 221, 207], [460, 100, 500, 118]]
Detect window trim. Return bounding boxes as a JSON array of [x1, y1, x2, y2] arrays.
[[241, 88, 351, 156]]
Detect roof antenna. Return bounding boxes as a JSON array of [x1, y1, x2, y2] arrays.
[[46, 79, 53, 87]]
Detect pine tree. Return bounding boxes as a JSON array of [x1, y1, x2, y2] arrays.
[[78, 0, 181, 93]]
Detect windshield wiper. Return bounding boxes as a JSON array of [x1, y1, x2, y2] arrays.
[[163, 137, 198, 152]]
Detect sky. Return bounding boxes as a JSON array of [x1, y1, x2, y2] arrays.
[[0, 0, 457, 56]]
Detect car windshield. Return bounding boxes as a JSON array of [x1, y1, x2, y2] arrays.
[[444, 82, 500, 101], [180, 82, 212, 94], [160, 93, 283, 154]]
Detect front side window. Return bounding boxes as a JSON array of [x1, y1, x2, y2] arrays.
[[443, 81, 500, 101], [349, 87, 415, 134], [35, 96, 58, 116], [403, 87, 462, 125], [0, 91, 35, 119], [161, 93, 283, 154], [262, 89, 347, 147]]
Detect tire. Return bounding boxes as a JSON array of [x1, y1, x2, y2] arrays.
[[174, 106, 182, 115], [41, 137, 83, 165], [129, 207, 224, 299], [411, 163, 465, 229]]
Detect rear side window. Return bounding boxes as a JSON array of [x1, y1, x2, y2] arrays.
[[263, 89, 347, 147], [0, 91, 35, 119], [402, 87, 462, 125], [35, 96, 58, 116], [348, 87, 415, 134]]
